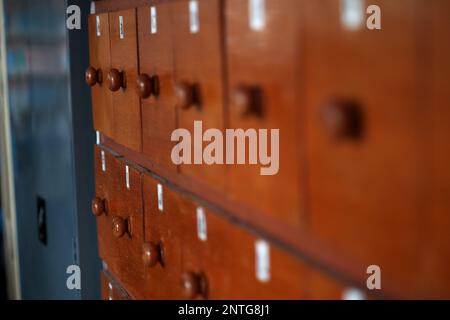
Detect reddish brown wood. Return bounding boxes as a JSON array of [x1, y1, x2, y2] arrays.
[[171, 0, 227, 191], [109, 9, 142, 152], [88, 13, 113, 138], [137, 3, 177, 173], [225, 0, 305, 230], [94, 147, 145, 299], [304, 0, 436, 298], [141, 174, 187, 299]]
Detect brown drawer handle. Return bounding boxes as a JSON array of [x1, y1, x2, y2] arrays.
[[320, 99, 363, 139], [175, 81, 197, 110], [91, 197, 105, 217], [136, 74, 160, 99], [230, 85, 263, 117], [85, 66, 102, 87], [107, 68, 125, 92], [181, 271, 207, 299], [142, 242, 161, 268], [112, 216, 128, 238]]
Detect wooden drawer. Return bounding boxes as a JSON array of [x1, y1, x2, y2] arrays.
[[171, 0, 226, 191], [142, 174, 185, 299], [87, 13, 113, 138], [93, 147, 145, 299], [100, 271, 130, 300], [178, 195, 306, 299], [225, 0, 304, 229], [109, 9, 142, 152], [304, 0, 429, 296], [137, 3, 177, 173]]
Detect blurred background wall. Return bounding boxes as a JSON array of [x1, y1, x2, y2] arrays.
[[0, 0, 100, 299]]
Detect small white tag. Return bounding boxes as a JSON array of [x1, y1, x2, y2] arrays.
[[108, 282, 113, 300], [341, 0, 364, 31], [249, 0, 266, 31], [90, 2, 96, 14], [189, 0, 199, 34], [255, 240, 270, 282], [125, 165, 130, 189], [101, 151, 106, 172], [96, 131, 100, 145], [96, 16, 101, 37], [157, 184, 164, 212], [150, 6, 157, 34], [342, 288, 366, 300], [119, 16, 124, 39], [196, 207, 207, 242]]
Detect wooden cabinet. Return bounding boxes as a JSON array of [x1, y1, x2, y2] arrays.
[[225, 0, 304, 229], [87, 0, 450, 300]]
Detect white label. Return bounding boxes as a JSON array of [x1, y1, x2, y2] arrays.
[[125, 165, 130, 189], [96, 16, 101, 36], [189, 0, 199, 34], [157, 184, 164, 212], [255, 240, 270, 282], [101, 150, 106, 172], [341, 0, 364, 31], [119, 16, 124, 39], [342, 288, 366, 300], [196, 207, 207, 242], [96, 131, 100, 145], [90, 2, 96, 15], [108, 282, 113, 300], [150, 6, 157, 34], [249, 0, 266, 31]]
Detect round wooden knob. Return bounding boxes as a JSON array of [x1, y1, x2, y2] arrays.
[[320, 100, 362, 139], [112, 216, 127, 238], [91, 197, 105, 216], [142, 242, 160, 267], [181, 272, 200, 299], [231, 86, 253, 116], [136, 74, 152, 99], [86, 66, 99, 86], [107, 69, 124, 92], [175, 82, 194, 109]]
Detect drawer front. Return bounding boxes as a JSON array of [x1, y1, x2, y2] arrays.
[[94, 147, 145, 299], [225, 0, 304, 229], [101, 271, 130, 300], [138, 4, 177, 172], [172, 0, 226, 190], [109, 9, 142, 152], [179, 199, 306, 299], [142, 174, 184, 299], [88, 13, 113, 137], [304, 0, 425, 294]]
